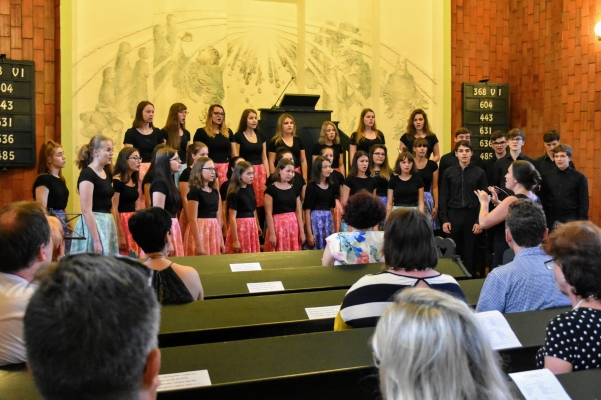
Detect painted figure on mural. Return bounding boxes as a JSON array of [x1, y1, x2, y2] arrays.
[[114, 41, 133, 116], [131, 47, 150, 116], [188, 46, 225, 108]]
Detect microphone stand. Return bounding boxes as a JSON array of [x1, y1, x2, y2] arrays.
[[270, 76, 295, 110]]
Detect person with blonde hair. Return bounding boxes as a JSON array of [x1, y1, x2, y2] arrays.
[[312, 121, 345, 176], [193, 104, 236, 184], [372, 288, 513, 400], [267, 113, 308, 181], [349, 108, 385, 163]]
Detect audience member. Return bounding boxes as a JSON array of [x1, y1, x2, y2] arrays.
[[24, 253, 161, 399], [536, 221, 601, 374], [372, 288, 513, 400], [539, 144, 589, 231], [0, 201, 51, 365], [476, 200, 571, 312], [336, 208, 465, 329], [129, 207, 203, 303]]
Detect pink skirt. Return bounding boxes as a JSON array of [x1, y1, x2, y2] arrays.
[[294, 166, 301, 174], [117, 212, 141, 257], [252, 163, 267, 207], [333, 199, 343, 232], [170, 218, 184, 257], [184, 218, 223, 255], [264, 212, 301, 252], [136, 162, 150, 210], [225, 217, 261, 254], [215, 163, 229, 186]]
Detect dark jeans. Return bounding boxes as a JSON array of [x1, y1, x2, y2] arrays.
[[445, 208, 481, 275]]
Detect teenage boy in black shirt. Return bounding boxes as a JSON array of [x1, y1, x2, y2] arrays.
[[438, 127, 483, 180], [493, 128, 535, 200], [534, 130, 574, 175]]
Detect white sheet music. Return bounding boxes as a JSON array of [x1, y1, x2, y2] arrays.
[[247, 281, 285, 293], [230, 262, 262, 272], [509, 369, 571, 400], [305, 305, 340, 320], [475, 310, 522, 350], [157, 370, 212, 392]]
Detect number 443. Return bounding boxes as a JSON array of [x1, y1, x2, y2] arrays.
[[0, 100, 13, 110]]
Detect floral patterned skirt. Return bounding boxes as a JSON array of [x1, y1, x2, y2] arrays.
[[178, 209, 189, 238], [307, 210, 334, 250], [377, 196, 388, 231], [215, 162, 229, 187], [170, 217, 184, 257], [225, 217, 261, 253], [117, 212, 141, 257], [70, 212, 119, 255], [252, 163, 267, 207], [52, 209, 71, 255], [184, 218, 223, 255], [264, 212, 301, 252]]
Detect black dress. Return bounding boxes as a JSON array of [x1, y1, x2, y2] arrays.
[[152, 264, 194, 304]]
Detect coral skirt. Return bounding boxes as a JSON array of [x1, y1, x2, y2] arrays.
[[264, 212, 301, 252], [184, 218, 223, 255], [252, 163, 267, 207], [170, 217, 184, 257], [117, 212, 141, 257], [225, 217, 261, 254], [215, 163, 229, 187]]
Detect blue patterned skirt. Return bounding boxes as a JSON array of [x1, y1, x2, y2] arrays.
[[70, 212, 119, 255], [308, 210, 334, 250], [52, 209, 71, 255], [424, 191, 441, 230], [377, 196, 387, 231]]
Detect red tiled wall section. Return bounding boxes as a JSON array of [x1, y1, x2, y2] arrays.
[[452, 0, 600, 225], [0, 0, 59, 207]]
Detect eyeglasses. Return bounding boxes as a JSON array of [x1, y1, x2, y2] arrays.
[[202, 167, 217, 172], [544, 259, 556, 270], [508, 137, 523, 142], [128, 156, 142, 161], [213, 112, 225, 116], [492, 141, 507, 146]]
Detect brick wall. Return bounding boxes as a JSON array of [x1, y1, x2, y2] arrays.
[[452, 0, 601, 225], [0, 0, 59, 206]]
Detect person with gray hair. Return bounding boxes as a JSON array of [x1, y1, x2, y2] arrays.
[[0, 201, 52, 365], [24, 253, 161, 400], [476, 199, 571, 313], [372, 288, 513, 400]]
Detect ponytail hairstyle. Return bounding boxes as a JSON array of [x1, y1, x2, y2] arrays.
[[37, 140, 65, 182], [272, 114, 296, 146], [189, 157, 218, 190], [309, 156, 331, 185], [113, 147, 139, 184], [204, 104, 230, 138], [511, 160, 541, 191], [227, 161, 254, 202], [236, 108, 258, 133], [132, 101, 154, 128], [163, 102, 187, 150], [152, 147, 182, 215], [227, 156, 245, 180], [271, 158, 295, 182], [349, 150, 370, 177], [393, 151, 417, 175], [369, 144, 392, 180], [75, 135, 112, 172], [185, 141, 208, 167]]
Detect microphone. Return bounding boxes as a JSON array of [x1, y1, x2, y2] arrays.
[[271, 76, 295, 110]]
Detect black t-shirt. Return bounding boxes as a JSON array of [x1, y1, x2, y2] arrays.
[[312, 143, 342, 168], [303, 182, 336, 211], [112, 178, 138, 213], [179, 166, 192, 183], [267, 136, 305, 169], [416, 160, 439, 192], [162, 129, 191, 161], [372, 171, 389, 197], [142, 169, 155, 194], [234, 131, 266, 165], [77, 167, 114, 213], [193, 128, 234, 163], [400, 134, 439, 159], [343, 176, 376, 196], [219, 180, 230, 201], [388, 175, 425, 206], [123, 127, 165, 163], [266, 173, 305, 197], [264, 184, 298, 215], [150, 178, 180, 217], [330, 170, 344, 199], [349, 131, 385, 154], [187, 186, 219, 218], [33, 173, 69, 210], [227, 185, 256, 217]]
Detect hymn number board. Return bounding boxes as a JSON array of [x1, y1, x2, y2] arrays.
[[462, 83, 510, 162], [0, 60, 35, 167]]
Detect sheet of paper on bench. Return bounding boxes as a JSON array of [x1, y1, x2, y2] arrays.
[[475, 310, 522, 350], [509, 369, 571, 400], [157, 370, 211, 392], [305, 305, 341, 320], [230, 262, 262, 272], [247, 281, 285, 293]]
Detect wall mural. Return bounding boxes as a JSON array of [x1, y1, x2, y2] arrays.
[[72, 1, 441, 153]]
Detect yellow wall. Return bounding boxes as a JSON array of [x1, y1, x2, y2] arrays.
[[62, 0, 449, 210]]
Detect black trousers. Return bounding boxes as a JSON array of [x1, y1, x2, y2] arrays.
[[446, 208, 481, 275]]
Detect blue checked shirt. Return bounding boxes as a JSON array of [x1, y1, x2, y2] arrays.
[[476, 246, 571, 313]]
